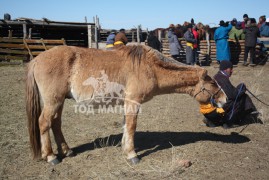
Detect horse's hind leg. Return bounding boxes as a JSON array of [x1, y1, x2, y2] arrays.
[[51, 103, 74, 158], [39, 104, 60, 165]]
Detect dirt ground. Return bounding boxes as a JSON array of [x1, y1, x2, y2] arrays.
[[0, 63, 269, 179]]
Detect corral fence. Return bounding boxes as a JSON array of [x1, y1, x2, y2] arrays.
[[0, 15, 148, 62], [0, 37, 66, 62]]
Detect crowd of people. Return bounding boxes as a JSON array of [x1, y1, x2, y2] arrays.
[[146, 14, 269, 67]]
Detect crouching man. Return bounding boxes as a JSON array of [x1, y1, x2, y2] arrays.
[[201, 60, 261, 128]]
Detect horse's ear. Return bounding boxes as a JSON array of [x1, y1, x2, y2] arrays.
[[198, 68, 207, 80]]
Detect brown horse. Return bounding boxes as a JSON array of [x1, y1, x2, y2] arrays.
[[26, 45, 226, 165]]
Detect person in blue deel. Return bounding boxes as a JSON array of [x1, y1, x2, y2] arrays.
[[214, 20, 232, 63]]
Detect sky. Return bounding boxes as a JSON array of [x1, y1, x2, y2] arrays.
[[1, 0, 268, 30]]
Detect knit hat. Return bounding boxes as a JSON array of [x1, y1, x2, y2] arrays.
[[220, 60, 233, 70], [243, 14, 248, 18]]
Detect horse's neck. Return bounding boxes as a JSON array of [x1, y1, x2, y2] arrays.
[[154, 65, 199, 94]]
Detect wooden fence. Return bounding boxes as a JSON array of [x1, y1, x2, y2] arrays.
[[0, 38, 28, 61], [0, 37, 66, 61]]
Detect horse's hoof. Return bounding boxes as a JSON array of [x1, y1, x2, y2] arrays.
[[129, 157, 140, 164], [66, 149, 75, 157], [49, 158, 60, 165]]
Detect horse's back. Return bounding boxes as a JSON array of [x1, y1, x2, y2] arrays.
[[32, 46, 80, 101]]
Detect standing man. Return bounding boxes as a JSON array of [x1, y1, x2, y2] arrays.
[[243, 18, 260, 66], [259, 16, 269, 37], [168, 26, 182, 61], [114, 29, 128, 47], [147, 31, 161, 51], [214, 20, 232, 63], [241, 14, 249, 29], [184, 24, 196, 65], [192, 25, 199, 65]]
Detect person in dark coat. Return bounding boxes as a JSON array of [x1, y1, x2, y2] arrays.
[[214, 60, 259, 127], [147, 31, 161, 51], [183, 24, 197, 65], [243, 18, 260, 66], [168, 26, 182, 61], [201, 60, 260, 128]]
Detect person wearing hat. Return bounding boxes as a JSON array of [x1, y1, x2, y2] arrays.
[[241, 14, 249, 29], [202, 60, 260, 128], [114, 28, 128, 47], [106, 30, 117, 50], [168, 25, 182, 61], [147, 31, 161, 52], [228, 18, 245, 40], [214, 20, 232, 63], [210, 60, 259, 127], [183, 23, 197, 65], [243, 18, 260, 66], [259, 16, 269, 37]]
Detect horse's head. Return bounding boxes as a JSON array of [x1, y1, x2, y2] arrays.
[[192, 69, 226, 107]]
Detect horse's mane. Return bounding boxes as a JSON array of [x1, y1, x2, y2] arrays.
[[116, 45, 206, 76], [116, 45, 185, 66]]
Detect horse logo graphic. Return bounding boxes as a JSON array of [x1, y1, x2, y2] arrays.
[[82, 70, 125, 104]]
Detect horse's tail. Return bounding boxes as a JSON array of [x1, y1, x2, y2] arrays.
[[26, 61, 41, 159]]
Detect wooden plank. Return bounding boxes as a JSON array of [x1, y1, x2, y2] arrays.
[[0, 48, 28, 54], [24, 39, 43, 43], [0, 44, 25, 48], [24, 39, 65, 44], [31, 51, 44, 56], [0, 54, 28, 60], [0, 38, 24, 43], [42, 39, 65, 44], [26, 45, 46, 49]]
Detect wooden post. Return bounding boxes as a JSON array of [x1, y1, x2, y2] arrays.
[[158, 30, 162, 42], [137, 25, 140, 43], [206, 32, 210, 55], [8, 30, 13, 39], [87, 25, 92, 48], [23, 24, 27, 39], [132, 31, 135, 42], [28, 28, 32, 39], [94, 15, 98, 49]]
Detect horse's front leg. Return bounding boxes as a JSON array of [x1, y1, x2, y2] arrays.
[[122, 100, 140, 164]]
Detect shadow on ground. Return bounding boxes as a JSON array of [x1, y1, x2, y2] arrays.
[[72, 131, 250, 159]]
